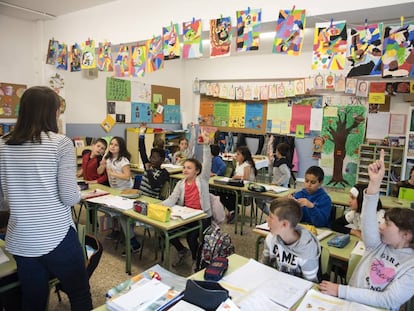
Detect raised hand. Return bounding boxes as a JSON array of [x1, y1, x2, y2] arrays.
[[366, 149, 385, 195]]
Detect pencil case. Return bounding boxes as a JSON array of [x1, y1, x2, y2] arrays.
[[147, 204, 171, 222], [183, 279, 229, 311], [327, 234, 350, 248]]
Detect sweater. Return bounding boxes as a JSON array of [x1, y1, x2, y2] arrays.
[[272, 157, 291, 187], [293, 187, 332, 227], [211, 156, 226, 176]]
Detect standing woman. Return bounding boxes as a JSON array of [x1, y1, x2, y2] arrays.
[[0, 86, 92, 310]]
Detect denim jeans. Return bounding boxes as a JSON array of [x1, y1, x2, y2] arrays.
[[14, 226, 92, 311]]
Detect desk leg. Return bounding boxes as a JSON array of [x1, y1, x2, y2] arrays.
[[84, 202, 98, 235], [255, 235, 265, 261], [125, 216, 132, 275], [234, 190, 240, 235], [163, 231, 170, 269]]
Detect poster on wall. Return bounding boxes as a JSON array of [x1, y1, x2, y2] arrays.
[[312, 21, 348, 70], [131, 102, 152, 123], [245, 103, 263, 129], [0, 82, 27, 118], [106, 77, 131, 101], [320, 105, 367, 189], [164, 105, 181, 123], [213, 102, 229, 127], [273, 8, 306, 56]]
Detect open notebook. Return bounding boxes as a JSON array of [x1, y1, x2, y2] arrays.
[[170, 205, 204, 220]]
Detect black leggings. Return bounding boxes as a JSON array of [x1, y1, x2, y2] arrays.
[[171, 217, 211, 260]]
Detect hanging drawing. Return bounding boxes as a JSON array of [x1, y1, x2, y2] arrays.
[[182, 19, 203, 59], [236, 8, 261, 52], [163, 23, 180, 60], [146, 36, 164, 73], [210, 16, 232, 58], [70, 43, 82, 72], [320, 105, 367, 188], [312, 21, 348, 70], [382, 22, 414, 77], [97, 41, 114, 72], [114, 45, 130, 77], [81, 39, 96, 70], [347, 23, 383, 77], [56, 42, 68, 70], [273, 8, 306, 56], [46, 39, 58, 65], [0, 82, 27, 118], [130, 45, 146, 77]]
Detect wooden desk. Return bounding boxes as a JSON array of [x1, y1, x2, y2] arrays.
[[0, 240, 19, 294], [130, 164, 183, 175], [123, 201, 206, 274]]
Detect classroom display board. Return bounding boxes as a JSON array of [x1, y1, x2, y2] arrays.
[[104, 77, 180, 129], [0, 82, 27, 119]]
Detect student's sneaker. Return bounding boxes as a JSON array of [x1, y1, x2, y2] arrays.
[[227, 211, 235, 224], [105, 230, 121, 241], [121, 238, 141, 256], [172, 247, 189, 267]]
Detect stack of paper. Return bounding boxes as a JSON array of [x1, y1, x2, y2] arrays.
[[171, 205, 204, 220]]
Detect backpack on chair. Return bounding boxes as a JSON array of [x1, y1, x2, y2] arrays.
[[196, 226, 235, 271]]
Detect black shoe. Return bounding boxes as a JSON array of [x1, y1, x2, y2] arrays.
[[227, 211, 235, 224], [105, 230, 121, 241], [121, 238, 141, 256]]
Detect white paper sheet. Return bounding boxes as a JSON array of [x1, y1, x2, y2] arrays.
[[87, 195, 134, 210], [0, 248, 10, 265]]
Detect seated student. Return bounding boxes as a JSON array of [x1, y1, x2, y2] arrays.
[[100, 137, 141, 253], [290, 166, 332, 228], [271, 142, 291, 187], [77, 137, 108, 185], [210, 144, 226, 176], [162, 140, 212, 268], [393, 166, 414, 197], [262, 197, 321, 282], [153, 136, 172, 163], [172, 125, 195, 166], [138, 126, 170, 199], [220, 146, 257, 224], [331, 184, 385, 239], [320, 150, 414, 310]]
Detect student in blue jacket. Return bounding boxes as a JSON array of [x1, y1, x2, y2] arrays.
[[290, 166, 332, 228], [210, 144, 226, 176]]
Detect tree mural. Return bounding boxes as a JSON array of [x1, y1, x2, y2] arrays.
[[321, 105, 367, 187]]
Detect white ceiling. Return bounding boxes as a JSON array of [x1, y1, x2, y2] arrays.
[[0, 0, 115, 21]]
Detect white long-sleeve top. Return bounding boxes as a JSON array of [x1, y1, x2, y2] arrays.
[[0, 132, 80, 257]]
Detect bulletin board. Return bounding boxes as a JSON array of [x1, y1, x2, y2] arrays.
[[199, 95, 267, 134]]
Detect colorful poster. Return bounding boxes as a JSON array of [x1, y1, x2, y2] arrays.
[[368, 82, 386, 104], [382, 23, 414, 77], [56, 42, 68, 70], [97, 41, 114, 72], [81, 39, 96, 69], [236, 8, 261, 52], [210, 17, 232, 58], [106, 77, 131, 101], [347, 23, 383, 76], [114, 45, 130, 77], [164, 105, 181, 123], [273, 9, 306, 56], [70, 43, 82, 72], [163, 23, 180, 60], [213, 102, 229, 127], [245, 103, 263, 129], [290, 104, 311, 134], [146, 36, 164, 73], [312, 21, 348, 70], [320, 105, 367, 188], [199, 100, 215, 125], [46, 39, 58, 65], [182, 19, 203, 59], [130, 45, 146, 77], [0, 83, 26, 118], [131, 102, 152, 123], [229, 102, 246, 128]]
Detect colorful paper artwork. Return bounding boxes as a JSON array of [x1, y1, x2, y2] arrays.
[[245, 103, 263, 129], [356, 80, 369, 97], [106, 77, 131, 101], [325, 73, 335, 89], [294, 79, 305, 95], [56, 42, 68, 70], [114, 45, 130, 77], [368, 82, 386, 104], [46, 39, 58, 65], [312, 21, 348, 70], [347, 23, 383, 76], [199, 100, 215, 125], [314, 73, 325, 90], [130, 45, 146, 78], [345, 78, 357, 94], [335, 74, 346, 92], [101, 114, 115, 132], [210, 16, 232, 58], [0, 83, 26, 118], [382, 23, 414, 77], [97, 41, 114, 72], [290, 104, 311, 134], [182, 19, 203, 59], [236, 8, 261, 52], [163, 23, 181, 60], [229, 102, 246, 128], [81, 39, 96, 70], [70, 43, 82, 72], [146, 36, 164, 73], [273, 9, 306, 56]]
